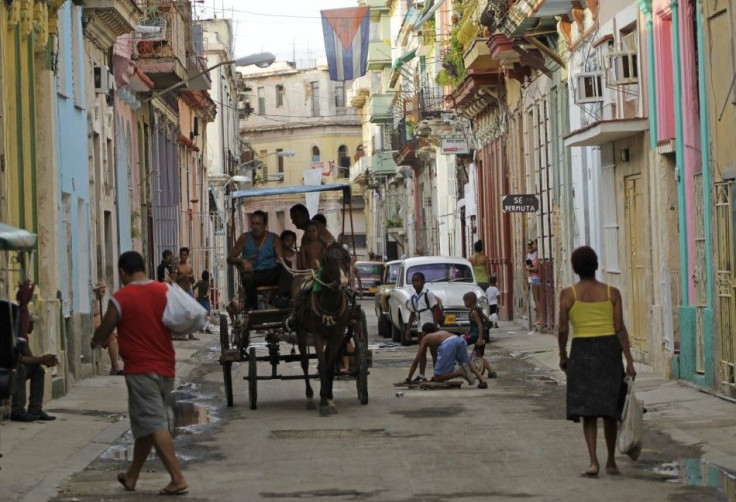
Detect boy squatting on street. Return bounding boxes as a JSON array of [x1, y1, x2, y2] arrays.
[[405, 323, 488, 389]]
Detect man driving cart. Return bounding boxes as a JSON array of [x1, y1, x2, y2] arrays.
[[227, 210, 284, 311]]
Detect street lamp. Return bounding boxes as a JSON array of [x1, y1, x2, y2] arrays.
[[141, 52, 276, 104], [222, 174, 252, 188]]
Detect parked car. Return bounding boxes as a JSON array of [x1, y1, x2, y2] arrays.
[[354, 261, 385, 296], [373, 260, 403, 338], [387, 256, 489, 345]]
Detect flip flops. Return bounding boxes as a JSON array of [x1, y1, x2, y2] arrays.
[[159, 487, 189, 496], [117, 473, 135, 491]]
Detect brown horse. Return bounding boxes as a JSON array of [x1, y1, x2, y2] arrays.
[[289, 243, 351, 415]]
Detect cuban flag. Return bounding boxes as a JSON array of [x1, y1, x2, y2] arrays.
[[321, 6, 370, 81]]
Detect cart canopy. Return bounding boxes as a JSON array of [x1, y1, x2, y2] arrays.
[[0, 223, 37, 251], [231, 183, 351, 200]]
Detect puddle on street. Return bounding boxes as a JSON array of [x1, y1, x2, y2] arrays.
[[100, 399, 217, 462], [652, 459, 736, 500]]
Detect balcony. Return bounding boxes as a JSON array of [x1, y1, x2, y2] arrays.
[[417, 85, 446, 120], [463, 37, 499, 72], [82, 0, 142, 48], [369, 93, 394, 123], [368, 40, 391, 70], [134, 3, 188, 90], [349, 75, 371, 107], [500, 0, 576, 38], [186, 24, 211, 91], [350, 154, 371, 184], [372, 151, 397, 176]]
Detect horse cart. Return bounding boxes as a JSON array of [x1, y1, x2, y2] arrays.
[[218, 183, 369, 414]]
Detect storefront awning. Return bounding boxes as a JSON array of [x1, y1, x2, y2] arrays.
[[563, 119, 649, 148]]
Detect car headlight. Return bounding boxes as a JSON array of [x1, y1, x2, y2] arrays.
[[477, 295, 489, 308]]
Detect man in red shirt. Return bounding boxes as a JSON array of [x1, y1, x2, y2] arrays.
[[91, 251, 188, 496]]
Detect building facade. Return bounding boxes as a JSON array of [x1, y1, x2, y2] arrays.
[[238, 61, 363, 254]]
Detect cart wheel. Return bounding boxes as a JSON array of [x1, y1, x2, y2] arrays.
[[248, 347, 258, 410], [360, 309, 368, 338], [354, 315, 369, 405], [223, 361, 234, 407], [219, 314, 230, 350]]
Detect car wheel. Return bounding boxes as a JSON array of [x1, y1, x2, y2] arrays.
[[391, 315, 402, 343], [378, 315, 391, 338], [400, 318, 411, 346]]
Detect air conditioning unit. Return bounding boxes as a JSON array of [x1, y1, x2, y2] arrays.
[[93, 65, 113, 94], [606, 51, 639, 85], [574, 72, 604, 104]]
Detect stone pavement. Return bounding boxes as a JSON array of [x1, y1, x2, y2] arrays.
[[2, 323, 736, 500]]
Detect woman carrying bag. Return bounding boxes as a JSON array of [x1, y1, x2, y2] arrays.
[[558, 246, 636, 477]]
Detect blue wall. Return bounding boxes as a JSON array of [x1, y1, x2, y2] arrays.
[[55, 3, 91, 314]]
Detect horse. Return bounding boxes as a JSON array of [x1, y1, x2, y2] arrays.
[[288, 243, 352, 415]]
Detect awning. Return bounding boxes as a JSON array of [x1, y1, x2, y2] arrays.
[[392, 48, 417, 71], [0, 223, 37, 251], [563, 119, 649, 148], [232, 183, 352, 200]]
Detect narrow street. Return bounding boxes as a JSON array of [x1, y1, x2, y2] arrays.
[[34, 300, 729, 502]]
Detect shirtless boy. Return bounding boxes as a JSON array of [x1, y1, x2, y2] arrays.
[[405, 323, 487, 389]]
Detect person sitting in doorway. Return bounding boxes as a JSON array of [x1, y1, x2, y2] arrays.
[[11, 280, 58, 422]]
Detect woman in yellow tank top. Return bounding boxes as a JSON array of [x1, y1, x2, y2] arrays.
[[469, 240, 490, 290], [558, 246, 636, 478]]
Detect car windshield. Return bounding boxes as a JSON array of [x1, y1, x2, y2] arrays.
[[406, 263, 474, 283], [356, 263, 384, 277], [385, 263, 400, 284]]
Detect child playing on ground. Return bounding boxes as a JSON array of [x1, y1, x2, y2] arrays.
[[405, 323, 487, 388], [485, 276, 500, 328], [463, 291, 497, 378]]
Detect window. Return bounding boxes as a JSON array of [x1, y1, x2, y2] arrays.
[[277, 148, 284, 173], [257, 86, 265, 115], [259, 149, 268, 180], [601, 163, 620, 272], [335, 81, 345, 108], [275, 85, 284, 107], [337, 145, 349, 178], [574, 73, 604, 103], [312, 146, 320, 162], [311, 81, 320, 116]]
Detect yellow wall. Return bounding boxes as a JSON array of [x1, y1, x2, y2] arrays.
[[253, 132, 361, 187]]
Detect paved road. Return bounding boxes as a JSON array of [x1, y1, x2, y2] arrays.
[[51, 299, 726, 501]]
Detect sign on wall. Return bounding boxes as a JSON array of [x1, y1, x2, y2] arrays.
[[441, 138, 469, 155], [502, 194, 539, 212]]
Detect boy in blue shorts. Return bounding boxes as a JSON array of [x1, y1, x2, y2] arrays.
[[405, 323, 487, 389]]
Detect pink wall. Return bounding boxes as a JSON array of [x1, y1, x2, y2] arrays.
[[653, 0, 701, 301], [654, 2, 675, 142], [678, 0, 702, 301]]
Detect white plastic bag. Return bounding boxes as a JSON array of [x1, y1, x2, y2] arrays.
[[618, 377, 644, 460], [162, 284, 208, 336]]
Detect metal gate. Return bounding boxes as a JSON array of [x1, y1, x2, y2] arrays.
[[182, 209, 226, 311], [715, 181, 736, 395], [152, 205, 179, 269]]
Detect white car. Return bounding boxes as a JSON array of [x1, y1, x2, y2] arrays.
[[387, 256, 489, 345]]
